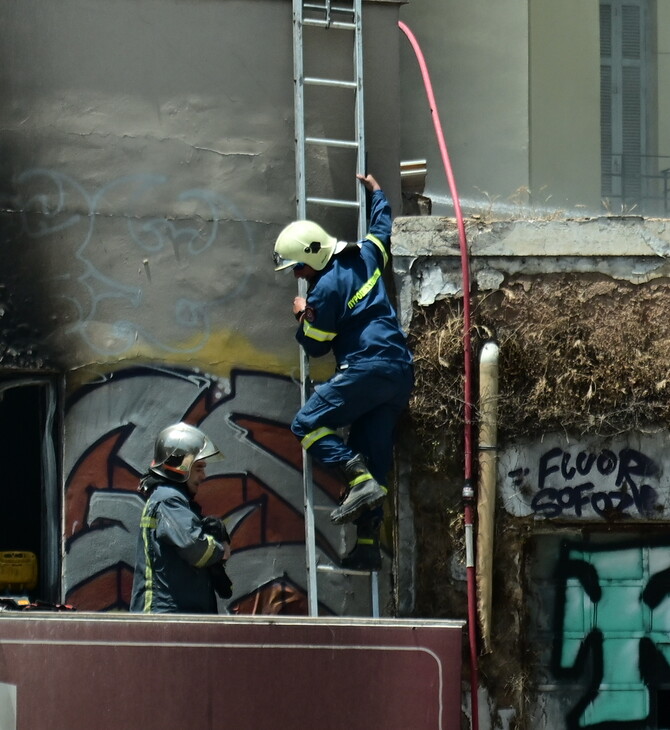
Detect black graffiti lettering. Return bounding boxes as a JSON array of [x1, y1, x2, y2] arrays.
[[532, 484, 594, 517], [591, 492, 612, 517], [575, 451, 596, 476], [557, 487, 574, 509], [531, 488, 562, 518], [573, 483, 593, 517], [538, 447, 563, 490], [556, 483, 594, 517], [596, 449, 617, 475], [609, 491, 634, 513], [615, 448, 659, 489], [633, 483, 659, 516], [561, 452, 576, 481], [537, 446, 659, 490], [553, 539, 670, 729], [507, 467, 529, 487], [533, 484, 658, 519]]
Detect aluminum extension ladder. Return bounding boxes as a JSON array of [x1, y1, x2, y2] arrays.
[[292, 0, 379, 617]]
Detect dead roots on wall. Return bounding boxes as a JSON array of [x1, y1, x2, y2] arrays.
[[408, 273, 670, 473]]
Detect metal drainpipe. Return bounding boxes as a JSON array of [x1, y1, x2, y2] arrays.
[[398, 21, 479, 730]]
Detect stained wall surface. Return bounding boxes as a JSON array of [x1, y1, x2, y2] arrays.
[[0, 0, 404, 617]]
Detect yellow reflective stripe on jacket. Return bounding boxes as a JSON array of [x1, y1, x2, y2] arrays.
[[347, 268, 381, 310], [140, 504, 155, 613], [366, 233, 388, 268], [302, 320, 337, 342], [301, 427, 337, 451], [194, 534, 217, 568]]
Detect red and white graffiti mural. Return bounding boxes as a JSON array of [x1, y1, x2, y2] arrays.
[[63, 366, 387, 616]]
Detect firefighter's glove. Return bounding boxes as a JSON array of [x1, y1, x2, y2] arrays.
[[202, 516, 231, 545], [209, 562, 233, 599]]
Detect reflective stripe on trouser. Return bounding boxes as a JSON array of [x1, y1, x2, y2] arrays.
[[291, 360, 414, 483]]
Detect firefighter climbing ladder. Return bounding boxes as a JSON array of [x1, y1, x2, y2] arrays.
[[291, 0, 380, 617]]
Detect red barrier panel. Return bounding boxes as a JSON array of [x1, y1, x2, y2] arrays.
[[0, 613, 464, 730]]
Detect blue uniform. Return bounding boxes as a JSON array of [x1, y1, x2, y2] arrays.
[[292, 189, 414, 493], [130, 482, 225, 614]]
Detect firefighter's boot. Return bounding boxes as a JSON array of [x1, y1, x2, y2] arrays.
[[341, 518, 382, 572], [329, 454, 386, 525]]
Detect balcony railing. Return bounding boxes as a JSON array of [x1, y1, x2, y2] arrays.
[[602, 154, 670, 215]]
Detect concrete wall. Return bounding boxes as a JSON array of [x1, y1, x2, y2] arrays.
[[657, 2, 670, 168], [528, 0, 601, 211], [392, 212, 670, 728], [399, 0, 670, 216], [399, 0, 531, 214], [0, 0, 404, 616]]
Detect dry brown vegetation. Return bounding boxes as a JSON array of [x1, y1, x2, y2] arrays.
[[408, 273, 670, 473], [405, 272, 670, 702]]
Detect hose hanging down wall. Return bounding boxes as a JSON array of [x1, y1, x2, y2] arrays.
[[398, 21, 479, 730]]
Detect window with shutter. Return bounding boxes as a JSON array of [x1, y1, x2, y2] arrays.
[[600, 0, 647, 209]]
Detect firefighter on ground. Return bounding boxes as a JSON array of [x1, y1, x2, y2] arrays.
[[273, 173, 414, 571], [130, 422, 232, 613]]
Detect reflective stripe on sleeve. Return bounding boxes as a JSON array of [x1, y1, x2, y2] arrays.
[[302, 321, 337, 342], [301, 427, 337, 451], [140, 504, 155, 613], [194, 534, 217, 568], [365, 234, 388, 268]]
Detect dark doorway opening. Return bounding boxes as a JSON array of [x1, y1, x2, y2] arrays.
[[658, 688, 670, 728], [0, 378, 58, 601]]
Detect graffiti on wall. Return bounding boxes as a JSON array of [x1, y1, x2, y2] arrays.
[[552, 537, 670, 729], [13, 168, 255, 355], [63, 365, 385, 616], [499, 436, 670, 520]]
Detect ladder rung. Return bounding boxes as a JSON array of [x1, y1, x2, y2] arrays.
[[304, 76, 357, 90], [304, 2, 355, 15], [306, 136, 358, 149], [306, 196, 360, 209], [302, 18, 356, 30], [317, 564, 377, 576]]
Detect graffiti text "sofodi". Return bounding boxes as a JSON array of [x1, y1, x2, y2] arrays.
[[530, 446, 659, 519]]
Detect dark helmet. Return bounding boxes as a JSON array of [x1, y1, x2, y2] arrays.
[[150, 422, 223, 483]]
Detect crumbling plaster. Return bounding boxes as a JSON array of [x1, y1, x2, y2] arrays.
[[391, 215, 670, 329]]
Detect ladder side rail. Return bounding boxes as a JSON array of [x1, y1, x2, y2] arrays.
[[293, 0, 320, 618], [353, 0, 379, 613], [294, 0, 380, 618], [353, 0, 366, 240]]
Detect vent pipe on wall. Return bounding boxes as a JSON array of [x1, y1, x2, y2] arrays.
[[476, 340, 500, 653]]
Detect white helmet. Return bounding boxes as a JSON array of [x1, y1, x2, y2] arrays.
[[150, 422, 223, 483], [273, 220, 343, 272]]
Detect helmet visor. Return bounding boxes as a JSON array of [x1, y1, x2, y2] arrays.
[[197, 435, 224, 462], [273, 250, 298, 271]]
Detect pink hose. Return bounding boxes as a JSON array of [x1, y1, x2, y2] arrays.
[[398, 20, 479, 730]]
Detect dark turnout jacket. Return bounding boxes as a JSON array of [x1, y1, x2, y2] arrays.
[[296, 189, 412, 369], [130, 481, 225, 614]]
